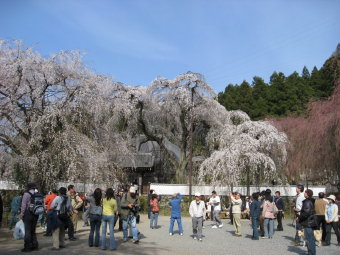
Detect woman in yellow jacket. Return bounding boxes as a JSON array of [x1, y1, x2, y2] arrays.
[[101, 188, 117, 250]]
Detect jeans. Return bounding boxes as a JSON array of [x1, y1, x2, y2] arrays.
[[169, 216, 183, 234], [82, 208, 90, 226], [101, 215, 116, 250], [150, 212, 159, 228], [325, 221, 340, 245], [264, 218, 274, 238], [23, 211, 39, 249], [251, 217, 259, 239], [123, 215, 138, 241], [213, 210, 222, 225], [192, 217, 203, 238], [89, 214, 102, 246], [294, 220, 303, 242], [304, 227, 316, 255]]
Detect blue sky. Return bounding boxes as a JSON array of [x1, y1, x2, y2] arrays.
[[1, 0, 339, 92]]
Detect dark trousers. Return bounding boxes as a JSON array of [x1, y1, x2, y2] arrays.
[[64, 214, 75, 238], [325, 221, 340, 245], [23, 212, 39, 249], [276, 211, 283, 230], [89, 214, 102, 246], [114, 213, 123, 230], [316, 215, 327, 241]]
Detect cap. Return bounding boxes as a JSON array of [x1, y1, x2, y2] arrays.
[[129, 186, 136, 193], [194, 192, 201, 197]]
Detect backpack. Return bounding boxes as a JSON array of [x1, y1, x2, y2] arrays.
[[27, 192, 44, 215], [58, 196, 69, 221]]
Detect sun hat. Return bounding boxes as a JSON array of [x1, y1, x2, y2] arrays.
[[327, 195, 336, 202]]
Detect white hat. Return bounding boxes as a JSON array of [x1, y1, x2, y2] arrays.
[[194, 192, 201, 197], [327, 195, 336, 202], [129, 186, 136, 193]]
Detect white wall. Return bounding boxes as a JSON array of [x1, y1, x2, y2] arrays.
[[150, 183, 326, 197]]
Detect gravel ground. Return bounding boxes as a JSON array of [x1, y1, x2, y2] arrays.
[[0, 215, 339, 255]]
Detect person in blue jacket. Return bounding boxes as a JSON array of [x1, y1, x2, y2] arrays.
[[250, 192, 261, 240], [169, 193, 183, 236]]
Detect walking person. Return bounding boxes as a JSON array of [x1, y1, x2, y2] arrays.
[[275, 191, 284, 231], [324, 194, 340, 246], [120, 186, 140, 243], [20, 183, 39, 252], [292, 184, 305, 246], [101, 188, 117, 250], [87, 188, 103, 247], [229, 192, 242, 237], [9, 192, 22, 230], [169, 193, 183, 236], [314, 192, 328, 246], [262, 192, 276, 239], [189, 193, 206, 241], [209, 191, 223, 228], [297, 189, 316, 255], [50, 187, 71, 250], [150, 194, 160, 229], [250, 192, 261, 240]]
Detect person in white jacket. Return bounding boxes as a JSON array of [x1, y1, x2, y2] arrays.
[[189, 193, 206, 241]]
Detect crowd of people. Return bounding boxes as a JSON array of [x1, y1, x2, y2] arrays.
[[0, 184, 339, 254]]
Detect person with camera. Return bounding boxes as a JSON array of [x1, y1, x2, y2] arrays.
[[120, 186, 140, 244]]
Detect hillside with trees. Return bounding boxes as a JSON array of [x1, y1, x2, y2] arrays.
[[218, 44, 340, 120], [218, 44, 340, 189]]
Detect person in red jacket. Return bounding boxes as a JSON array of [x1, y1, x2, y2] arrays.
[[44, 189, 57, 236], [150, 194, 160, 229]]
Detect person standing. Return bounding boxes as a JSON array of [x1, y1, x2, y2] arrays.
[[114, 189, 123, 231], [210, 191, 223, 228], [44, 189, 57, 236], [50, 187, 71, 250], [101, 188, 117, 250], [262, 192, 275, 239], [147, 189, 154, 219], [20, 183, 39, 252], [150, 194, 160, 229], [250, 192, 261, 240], [297, 189, 316, 255], [229, 192, 242, 237], [189, 193, 206, 241], [293, 184, 305, 245], [324, 194, 340, 246], [169, 193, 183, 236], [275, 191, 285, 231], [67, 185, 83, 234], [314, 192, 328, 245], [9, 192, 22, 229], [87, 188, 103, 247], [120, 186, 140, 243]]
